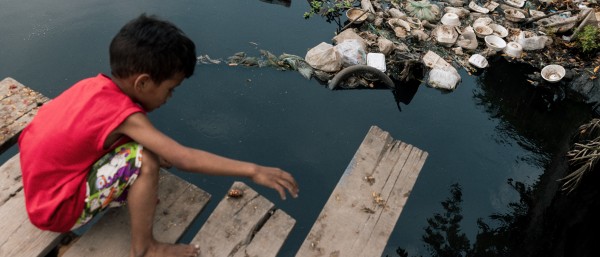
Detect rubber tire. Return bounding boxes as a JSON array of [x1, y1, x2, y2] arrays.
[[328, 65, 395, 90]]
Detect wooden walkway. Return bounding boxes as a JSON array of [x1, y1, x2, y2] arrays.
[[0, 77, 428, 257]]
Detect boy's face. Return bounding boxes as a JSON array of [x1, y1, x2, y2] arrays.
[[136, 72, 185, 112]]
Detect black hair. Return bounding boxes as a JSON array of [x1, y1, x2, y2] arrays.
[[109, 13, 196, 83]]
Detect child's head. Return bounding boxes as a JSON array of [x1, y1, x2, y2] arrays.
[[109, 14, 196, 84]]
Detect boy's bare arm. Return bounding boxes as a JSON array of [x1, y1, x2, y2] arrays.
[[114, 113, 298, 199]]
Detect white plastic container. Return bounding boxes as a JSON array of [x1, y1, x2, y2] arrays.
[[441, 13, 460, 26], [367, 53, 386, 72], [484, 35, 507, 52], [541, 64, 566, 83], [468, 54, 488, 69], [503, 42, 523, 58]]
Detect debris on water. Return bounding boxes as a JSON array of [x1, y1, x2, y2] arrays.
[[196, 54, 222, 64], [225, 50, 314, 79], [217, 0, 600, 92]]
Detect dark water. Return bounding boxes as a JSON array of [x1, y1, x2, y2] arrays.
[[0, 1, 595, 256]]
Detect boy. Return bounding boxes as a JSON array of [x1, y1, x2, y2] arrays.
[[18, 14, 299, 257]]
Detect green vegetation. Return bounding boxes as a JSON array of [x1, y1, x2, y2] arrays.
[[575, 25, 600, 54], [303, 0, 354, 19]]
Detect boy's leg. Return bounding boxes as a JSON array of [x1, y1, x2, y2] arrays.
[[72, 142, 144, 230], [127, 148, 199, 257]]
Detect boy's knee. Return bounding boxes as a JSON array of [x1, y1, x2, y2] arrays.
[[140, 148, 160, 174]]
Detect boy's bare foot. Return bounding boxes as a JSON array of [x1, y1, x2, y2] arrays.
[[134, 241, 199, 257]]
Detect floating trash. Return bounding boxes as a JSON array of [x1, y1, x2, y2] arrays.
[[473, 17, 493, 27], [346, 8, 369, 24], [457, 26, 478, 50], [488, 24, 508, 38], [444, 6, 470, 18], [504, 9, 526, 22], [405, 0, 441, 22], [485, 35, 507, 52], [469, 1, 489, 14], [441, 12, 461, 26], [468, 54, 488, 68], [541, 64, 566, 83], [474, 25, 493, 38], [505, 0, 525, 8], [433, 25, 459, 47], [517, 31, 553, 50], [367, 53, 386, 72], [503, 42, 523, 58], [483, 1, 499, 11]]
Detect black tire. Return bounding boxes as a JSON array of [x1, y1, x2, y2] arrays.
[[328, 65, 395, 90]]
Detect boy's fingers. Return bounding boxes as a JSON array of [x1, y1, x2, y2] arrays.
[[274, 184, 286, 200], [279, 177, 298, 198]]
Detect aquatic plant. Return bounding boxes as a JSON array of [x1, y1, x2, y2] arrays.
[[561, 118, 600, 193], [304, 0, 353, 19], [575, 25, 600, 54]]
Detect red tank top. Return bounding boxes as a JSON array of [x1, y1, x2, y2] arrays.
[[18, 74, 145, 232]]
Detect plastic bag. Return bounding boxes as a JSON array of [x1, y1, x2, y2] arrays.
[[427, 65, 461, 90], [332, 29, 367, 49], [305, 42, 342, 72], [517, 31, 553, 51], [334, 39, 367, 67]]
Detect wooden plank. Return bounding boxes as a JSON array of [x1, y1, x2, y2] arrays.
[[62, 169, 211, 257], [231, 210, 295, 257], [295, 125, 428, 257], [191, 181, 296, 257], [0, 153, 22, 205], [0, 79, 59, 257], [0, 77, 49, 153], [0, 191, 64, 257]]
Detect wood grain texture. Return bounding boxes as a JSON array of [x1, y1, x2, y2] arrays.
[[192, 181, 295, 257], [0, 77, 49, 153], [0, 153, 22, 205], [0, 191, 63, 257], [296, 126, 428, 257]]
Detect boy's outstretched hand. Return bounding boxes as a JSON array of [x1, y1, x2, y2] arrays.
[[250, 166, 299, 200]]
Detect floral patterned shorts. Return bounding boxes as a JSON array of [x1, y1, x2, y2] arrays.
[[71, 142, 143, 230]]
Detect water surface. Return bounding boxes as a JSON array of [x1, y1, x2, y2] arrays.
[[0, 1, 594, 256]]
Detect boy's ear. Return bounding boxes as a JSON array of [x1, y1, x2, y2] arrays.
[[133, 74, 152, 91]]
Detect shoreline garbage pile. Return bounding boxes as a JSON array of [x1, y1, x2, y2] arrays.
[[303, 0, 600, 91]]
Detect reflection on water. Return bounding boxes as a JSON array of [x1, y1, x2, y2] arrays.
[[392, 78, 420, 112], [390, 57, 596, 257], [2, 1, 598, 256], [474, 57, 592, 167], [259, 0, 292, 7]]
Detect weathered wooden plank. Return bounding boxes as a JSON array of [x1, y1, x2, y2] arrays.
[[62, 170, 211, 257], [295, 125, 428, 257], [191, 181, 295, 257], [0, 191, 64, 257], [0, 80, 60, 257], [0, 77, 49, 153], [231, 209, 295, 257], [0, 153, 22, 205]]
